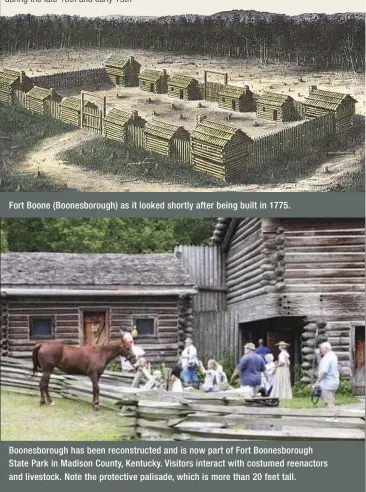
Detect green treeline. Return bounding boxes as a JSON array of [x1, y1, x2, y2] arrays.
[[0, 13, 364, 71], [0, 218, 215, 254]]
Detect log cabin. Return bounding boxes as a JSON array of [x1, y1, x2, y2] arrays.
[[190, 120, 252, 182], [176, 218, 365, 395], [144, 120, 190, 160], [60, 97, 99, 127], [256, 93, 296, 122], [0, 253, 197, 364], [217, 85, 255, 112], [103, 108, 146, 146], [303, 86, 357, 133], [0, 69, 33, 106], [167, 75, 201, 100], [138, 69, 169, 94], [105, 55, 141, 87], [26, 86, 62, 116]]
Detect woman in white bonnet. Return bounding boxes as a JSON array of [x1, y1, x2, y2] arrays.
[[262, 353, 276, 396], [270, 341, 292, 400]]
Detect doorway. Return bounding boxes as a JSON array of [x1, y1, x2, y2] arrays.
[[232, 100, 236, 110], [239, 316, 304, 382], [82, 310, 108, 345], [179, 89, 184, 99], [150, 83, 154, 92], [115, 76, 120, 85], [273, 110, 278, 121], [353, 326, 365, 395]]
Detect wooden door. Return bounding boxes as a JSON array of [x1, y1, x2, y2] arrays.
[[179, 89, 184, 99], [83, 311, 107, 345]]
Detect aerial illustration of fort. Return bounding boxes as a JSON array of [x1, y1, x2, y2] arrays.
[[0, 8, 364, 192]]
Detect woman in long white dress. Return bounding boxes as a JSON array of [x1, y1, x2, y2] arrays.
[[270, 342, 292, 400], [262, 353, 276, 396]]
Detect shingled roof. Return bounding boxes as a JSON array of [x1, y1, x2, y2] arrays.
[[191, 120, 251, 148], [218, 85, 249, 98], [304, 88, 357, 112], [27, 86, 60, 101], [256, 92, 294, 107], [169, 75, 198, 88], [105, 54, 141, 69], [104, 108, 146, 127], [139, 69, 167, 82], [61, 97, 98, 111], [145, 120, 189, 140], [1, 253, 194, 292], [0, 70, 19, 86]]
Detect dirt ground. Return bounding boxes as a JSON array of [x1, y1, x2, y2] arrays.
[[1, 48, 364, 192], [1, 47, 364, 135], [22, 130, 363, 192]]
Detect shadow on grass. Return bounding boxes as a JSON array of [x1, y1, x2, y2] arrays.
[[58, 138, 226, 189], [0, 103, 76, 191]]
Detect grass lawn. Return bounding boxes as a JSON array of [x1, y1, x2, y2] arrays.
[[1, 390, 124, 441], [58, 138, 225, 188], [280, 394, 359, 409], [0, 104, 74, 191]]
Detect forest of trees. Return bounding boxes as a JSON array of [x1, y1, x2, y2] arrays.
[[0, 218, 216, 254], [0, 11, 364, 71]]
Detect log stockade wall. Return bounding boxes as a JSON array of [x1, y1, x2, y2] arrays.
[[0, 68, 356, 183], [31, 68, 111, 92], [1, 358, 364, 442]]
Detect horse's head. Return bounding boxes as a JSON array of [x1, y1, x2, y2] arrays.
[[120, 333, 137, 364]]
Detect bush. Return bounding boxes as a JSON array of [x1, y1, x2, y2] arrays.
[[106, 361, 122, 372]]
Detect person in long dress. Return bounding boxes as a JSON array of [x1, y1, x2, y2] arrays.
[[270, 342, 292, 400], [262, 353, 276, 396]]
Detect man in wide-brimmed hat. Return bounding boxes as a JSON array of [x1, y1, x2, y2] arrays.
[[230, 342, 267, 398]]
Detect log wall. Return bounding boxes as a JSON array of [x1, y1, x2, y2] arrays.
[[31, 69, 111, 92], [6, 295, 181, 364]]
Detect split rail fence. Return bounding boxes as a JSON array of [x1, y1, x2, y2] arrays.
[[1, 358, 364, 442]]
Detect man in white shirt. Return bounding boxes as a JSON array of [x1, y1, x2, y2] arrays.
[[120, 332, 145, 372], [180, 337, 199, 388], [316, 342, 340, 410]]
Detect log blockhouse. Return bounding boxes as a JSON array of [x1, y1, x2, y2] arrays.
[[0, 253, 197, 364], [303, 86, 357, 133], [256, 93, 297, 122], [60, 97, 98, 127], [177, 218, 365, 395], [0, 69, 33, 105], [190, 120, 252, 182], [103, 108, 146, 146], [218, 85, 255, 112], [105, 55, 141, 87], [139, 69, 169, 94], [144, 120, 190, 161], [168, 76, 201, 100], [26, 86, 62, 116]]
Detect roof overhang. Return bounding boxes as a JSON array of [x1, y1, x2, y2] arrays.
[[1, 287, 198, 297]]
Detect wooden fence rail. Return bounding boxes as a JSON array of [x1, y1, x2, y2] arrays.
[[1, 358, 364, 442]]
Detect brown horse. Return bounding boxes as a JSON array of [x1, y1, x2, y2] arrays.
[[32, 336, 136, 410]]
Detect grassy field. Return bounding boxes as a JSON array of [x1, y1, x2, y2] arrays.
[[1, 391, 123, 441], [0, 104, 75, 191], [280, 395, 359, 409], [58, 138, 225, 188]]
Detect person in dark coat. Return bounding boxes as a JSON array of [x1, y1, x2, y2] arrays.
[[255, 339, 271, 359]]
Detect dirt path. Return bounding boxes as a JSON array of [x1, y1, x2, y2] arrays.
[[21, 131, 362, 192]]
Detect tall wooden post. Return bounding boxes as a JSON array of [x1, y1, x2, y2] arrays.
[[204, 70, 207, 101], [80, 91, 84, 128]]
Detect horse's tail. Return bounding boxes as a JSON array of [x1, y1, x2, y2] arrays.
[[32, 343, 42, 377]]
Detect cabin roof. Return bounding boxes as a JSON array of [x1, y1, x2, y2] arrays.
[[169, 75, 198, 89], [61, 97, 97, 110], [105, 54, 141, 69], [144, 120, 188, 140], [0, 70, 19, 86], [218, 85, 250, 98], [104, 107, 146, 127], [139, 69, 167, 82], [27, 86, 56, 100], [256, 92, 294, 107], [1, 253, 194, 290], [191, 120, 250, 147], [304, 88, 357, 111]]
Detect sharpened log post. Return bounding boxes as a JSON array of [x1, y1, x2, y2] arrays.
[[301, 320, 328, 384], [0, 293, 9, 357]]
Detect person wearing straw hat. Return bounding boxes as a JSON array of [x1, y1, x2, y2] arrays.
[[270, 341, 292, 400], [230, 342, 267, 398]]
